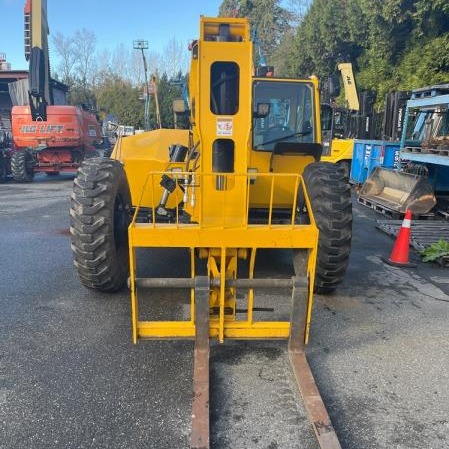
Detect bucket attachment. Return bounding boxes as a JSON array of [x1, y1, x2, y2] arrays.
[[358, 167, 436, 215]]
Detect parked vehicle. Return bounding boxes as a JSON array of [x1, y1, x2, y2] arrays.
[[69, 17, 351, 447], [9, 0, 101, 182], [0, 129, 12, 182]]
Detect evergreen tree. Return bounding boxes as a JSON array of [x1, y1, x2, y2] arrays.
[[219, 0, 292, 65], [95, 75, 145, 128], [281, 0, 449, 104]]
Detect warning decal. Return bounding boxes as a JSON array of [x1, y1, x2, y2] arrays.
[[216, 117, 233, 137]]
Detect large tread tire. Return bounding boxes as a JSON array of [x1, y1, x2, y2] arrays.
[[338, 160, 351, 182], [297, 161, 352, 294], [11, 150, 34, 182], [0, 153, 7, 183], [70, 158, 132, 292]]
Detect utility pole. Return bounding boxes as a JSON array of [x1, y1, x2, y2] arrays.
[[151, 74, 162, 129], [133, 39, 150, 131]]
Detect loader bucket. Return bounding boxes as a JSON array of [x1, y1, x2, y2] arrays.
[[358, 167, 436, 214]]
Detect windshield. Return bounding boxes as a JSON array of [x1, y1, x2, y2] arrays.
[[252, 80, 315, 151]]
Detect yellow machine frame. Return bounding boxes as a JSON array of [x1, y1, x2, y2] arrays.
[[128, 171, 318, 344], [321, 137, 354, 164], [321, 62, 359, 168], [112, 17, 342, 449], [117, 17, 322, 345]]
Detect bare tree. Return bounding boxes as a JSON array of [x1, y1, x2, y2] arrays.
[[94, 49, 112, 76], [73, 28, 96, 86], [52, 31, 77, 83], [285, 0, 312, 26], [146, 51, 164, 78], [162, 37, 189, 78], [111, 44, 134, 81], [129, 51, 144, 87]]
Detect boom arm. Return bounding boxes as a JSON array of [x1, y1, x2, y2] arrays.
[[337, 62, 359, 112], [24, 0, 53, 120]]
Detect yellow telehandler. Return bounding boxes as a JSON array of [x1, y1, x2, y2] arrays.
[[321, 62, 360, 178], [70, 17, 351, 448]]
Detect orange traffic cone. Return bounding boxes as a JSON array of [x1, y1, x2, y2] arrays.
[[382, 209, 417, 268]]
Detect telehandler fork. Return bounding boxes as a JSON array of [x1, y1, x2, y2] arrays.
[[70, 17, 351, 449]]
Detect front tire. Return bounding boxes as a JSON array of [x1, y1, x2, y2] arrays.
[[295, 162, 352, 294], [70, 158, 132, 292], [11, 150, 34, 182]]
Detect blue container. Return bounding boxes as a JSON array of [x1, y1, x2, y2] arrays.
[[350, 139, 400, 184], [350, 140, 382, 184], [383, 142, 401, 169], [350, 141, 363, 184]]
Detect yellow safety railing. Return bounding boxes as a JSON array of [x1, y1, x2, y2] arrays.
[[131, 171, 307, 229], [128, 171, 319, 344]]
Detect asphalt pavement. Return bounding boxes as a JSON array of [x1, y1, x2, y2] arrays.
[[1, 173, 448, 449]]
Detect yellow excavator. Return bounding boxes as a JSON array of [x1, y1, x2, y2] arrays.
[[70, 17, 352, 448]]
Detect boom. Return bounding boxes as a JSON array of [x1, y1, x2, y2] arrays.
[[24, 0, 53, 120]]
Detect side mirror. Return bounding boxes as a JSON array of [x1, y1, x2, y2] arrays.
[[320, 103, 334, 131], [328, 75, 341, 98], [254, 102, 271, 119], [256, 66, 274, 77]]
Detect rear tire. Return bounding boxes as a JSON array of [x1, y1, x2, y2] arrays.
[[11, 150, 34, 182], [70, 158, 132, 292], [295, 162, 352, 294], [0, 152, 7, 183]]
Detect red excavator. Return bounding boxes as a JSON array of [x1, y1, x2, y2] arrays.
[[10, 0, 101, 181]]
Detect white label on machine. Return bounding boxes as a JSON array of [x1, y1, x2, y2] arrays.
[[216, 117, 233, 136]]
